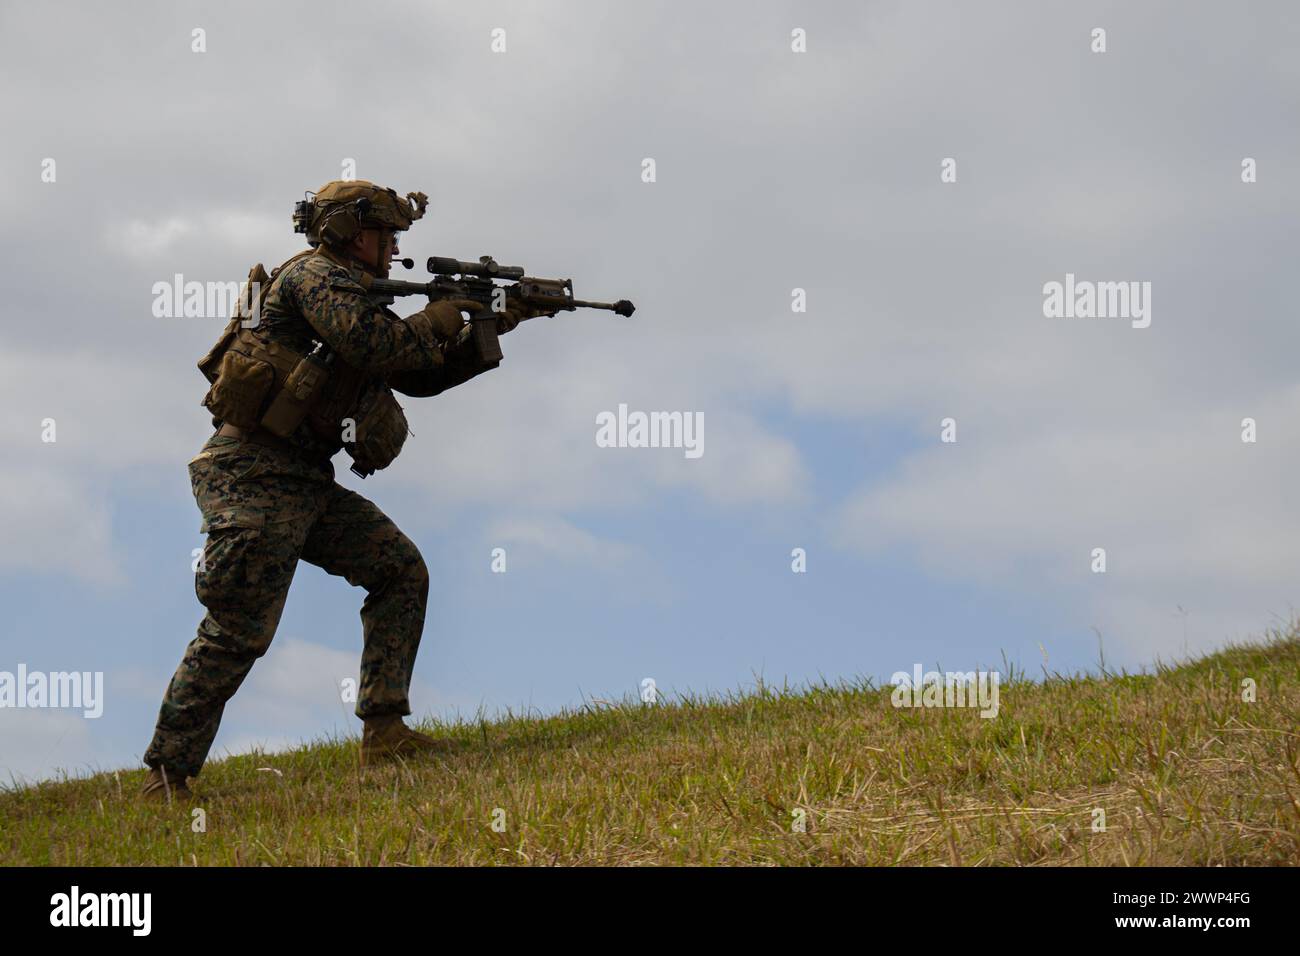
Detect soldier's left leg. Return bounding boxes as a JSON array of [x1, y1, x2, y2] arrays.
[[144, 438, 321, 778], [298, 484, 430, 718]]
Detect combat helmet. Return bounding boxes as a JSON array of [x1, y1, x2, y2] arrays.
[[292, 179, 428, 248]]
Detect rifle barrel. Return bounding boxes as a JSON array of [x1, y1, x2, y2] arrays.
[[573, 298, 636, 317]]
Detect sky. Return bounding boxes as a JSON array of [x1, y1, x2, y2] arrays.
[[1, 0, 1297, 785]]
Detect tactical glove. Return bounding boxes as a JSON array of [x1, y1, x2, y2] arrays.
[[406, 298, 480, 342]]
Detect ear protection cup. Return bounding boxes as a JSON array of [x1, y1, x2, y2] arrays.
[[318, 204, 361, 246], [317, 197, 378, 247]]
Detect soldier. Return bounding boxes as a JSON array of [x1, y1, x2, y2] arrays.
[[140, 180, 552, 800]]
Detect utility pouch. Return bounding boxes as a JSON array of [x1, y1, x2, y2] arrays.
[[260, 346, 332, 439], [201, 349, 277, 431], [346, 387, 410, 477], [198, 263, 271, 384]]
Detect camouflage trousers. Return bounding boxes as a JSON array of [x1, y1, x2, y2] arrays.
[[143, 433, 430, 778]]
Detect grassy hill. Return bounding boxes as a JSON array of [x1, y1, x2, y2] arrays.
[[3, 630, 1298, 865]]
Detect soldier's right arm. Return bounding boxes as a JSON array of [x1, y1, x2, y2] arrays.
[[281, 255, 444, 373], [386, 328, 499, 397]]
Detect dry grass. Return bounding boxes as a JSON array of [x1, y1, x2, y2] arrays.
[[3, 629, 1298, 865]]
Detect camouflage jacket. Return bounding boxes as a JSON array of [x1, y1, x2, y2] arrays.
[[250, 247, 495, 463]]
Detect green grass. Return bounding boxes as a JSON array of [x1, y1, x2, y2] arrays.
[[3, 629, 1299, 865]]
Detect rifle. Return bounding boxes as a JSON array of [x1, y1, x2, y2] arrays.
[[363, 254, 636, 364]]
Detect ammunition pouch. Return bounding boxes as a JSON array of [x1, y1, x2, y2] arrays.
[[345, 386, 410, 476], [261, 351, 331, 439], [200, 328, 307, 430], [305, 361, 366, 444], [201, 347, 278, 431]]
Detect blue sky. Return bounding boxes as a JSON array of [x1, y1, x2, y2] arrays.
[[2, 0, 1298, 784], [0, 419, 1085, 785]]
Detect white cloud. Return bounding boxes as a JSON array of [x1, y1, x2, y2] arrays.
[[206, 210, 288, 255], [0, 464, 124, 585], [106, 217, 194, 261], [484, 515, 638, 568], [0, 708, 98, 787], [390, 331, 810, 513], [103, 209, 289, 265], [234, 637, 368, 726], [833, 390, 1300, 660]]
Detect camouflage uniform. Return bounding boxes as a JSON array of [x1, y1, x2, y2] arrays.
[[143, 244, 493, 779]]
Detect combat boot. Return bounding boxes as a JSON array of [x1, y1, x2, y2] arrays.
[[360, 714, 458, 767], [140, 765, 193, 802]]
